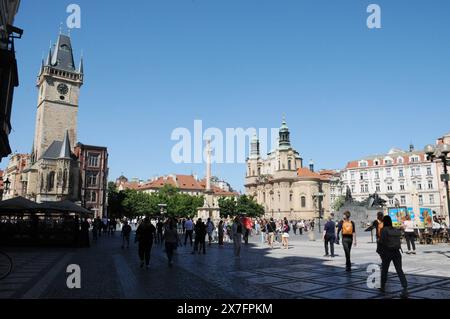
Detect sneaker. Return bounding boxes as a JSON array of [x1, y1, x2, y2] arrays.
[[323, 254, 329, 257], [406, 251, 411, 255], [412, 251, 416, 255]]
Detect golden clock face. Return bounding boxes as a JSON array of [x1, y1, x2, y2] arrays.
[[57, 83, 69, 95]]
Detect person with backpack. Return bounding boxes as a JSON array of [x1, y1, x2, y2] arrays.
[[121, 220, 132, 249], [379, 215, 408, 298], [232, 216, 244, 257], [337, 211, 357, 272], [371, 211, 384, 256], [267, 218, 276, 249], [281, 219, 290, 249]]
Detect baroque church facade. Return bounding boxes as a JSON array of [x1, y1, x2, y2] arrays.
[[245, 119, 331, 220], [3, 32, 108, 217]]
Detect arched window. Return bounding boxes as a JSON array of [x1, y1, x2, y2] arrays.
[[301, 196, 306, 208], [288, 160, 292, 170], [47, 171, 55, 191]]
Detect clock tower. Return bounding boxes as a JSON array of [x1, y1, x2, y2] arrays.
[[33, 33, 84, 161]]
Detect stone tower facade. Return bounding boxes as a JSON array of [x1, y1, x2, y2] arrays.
[[33, 34, 83, 161]]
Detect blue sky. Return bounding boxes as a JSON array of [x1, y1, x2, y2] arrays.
[[3, 0, 450, 192]]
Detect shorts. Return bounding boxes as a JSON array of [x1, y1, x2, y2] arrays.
[[282, 233, 290, 238]]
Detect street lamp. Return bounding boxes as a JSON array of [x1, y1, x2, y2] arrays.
[[158, 203, 167, 219], [424, 143, 450, 223]]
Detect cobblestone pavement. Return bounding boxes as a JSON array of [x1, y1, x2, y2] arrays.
[[2, 229, 450, 299]]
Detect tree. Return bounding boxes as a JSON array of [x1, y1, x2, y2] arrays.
[[218, 197, 236, 218], [332, 195, 346, 212], [236, 195, 265, 218]]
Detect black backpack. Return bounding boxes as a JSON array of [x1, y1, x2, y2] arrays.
[[383, 227, 402, 250]]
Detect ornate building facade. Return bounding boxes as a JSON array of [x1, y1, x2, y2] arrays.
[[245, 119, 331, 220], [341, 146, 443, 214], [3, 32, 108, 217]]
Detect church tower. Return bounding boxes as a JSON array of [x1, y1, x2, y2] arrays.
[[33, 33, 83, 161]]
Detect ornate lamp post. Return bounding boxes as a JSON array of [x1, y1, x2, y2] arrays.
[[3, 178, 11, 199], [424, 143, 450, 223]]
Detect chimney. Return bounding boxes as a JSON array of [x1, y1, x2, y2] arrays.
[[309, 160, 315, 172]]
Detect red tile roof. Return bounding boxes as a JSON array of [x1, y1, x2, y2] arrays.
[[297, 167, 328, 181]]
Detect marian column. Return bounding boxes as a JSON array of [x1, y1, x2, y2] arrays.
[[197, 139, 220, 222]]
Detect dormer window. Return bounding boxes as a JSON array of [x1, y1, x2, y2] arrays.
[[359, 161, 368, 168]]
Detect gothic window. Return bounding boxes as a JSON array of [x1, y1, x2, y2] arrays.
[[88, 153, 100, 167], [63, 169, 68, 189], [87, 172, 98, 187], [87, 191, 97, 203], [288, 160, 291, 170], [257, 167, 261, 176], [47, 171, 55, 191], [289, 193, 293, 201], [301, 196, 306, 208]]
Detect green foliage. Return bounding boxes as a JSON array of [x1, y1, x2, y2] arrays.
[[218, 197, 236, 218], [218, 195, 264, 218], [107, 183, 204, 219], [332, 195, 346, 212]]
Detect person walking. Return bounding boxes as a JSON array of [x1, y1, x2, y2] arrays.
[[156, 219, 164, 244], [298, 220, 304, 235], [206, 218, 215, 245], [192, 218, 206, 254], [281, 219, 290, 249], [135, 217, 156, 269], [402, 215, 416, 255], [337, 211, 356, 272], [121, 220, 132, 249], [164, 218, 179, 267], [92, 218, 98, 241], [372, 211, 384, 256], [260, 219, 266, 244], [379, 215, 408, 298], [323, 216, 336, 257], [232, 216, 244, 257], [218, 219, 224, 246], [184, 218, 194, 247], [293, 221, 298, 235], [267, 218, 276, 249]]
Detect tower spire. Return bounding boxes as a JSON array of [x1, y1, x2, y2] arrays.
[[59, 131, 72, 159]]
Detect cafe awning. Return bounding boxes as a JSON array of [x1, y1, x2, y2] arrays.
[[0, 196, 42, 212], [39, 200, 93, 216]]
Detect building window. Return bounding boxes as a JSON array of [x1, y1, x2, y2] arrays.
[[389, 198, 394, 206], [88, 153, 100, 167], [426, 166, 432, 176], [288, 160, 291, 170], [400, 195, 406, 205], [386, 168, 391, 177], [301, 196, 306, 208], [376, 184, 380, 192], [375, 171, 380, 179], [87, 172, 98, 187], [400, 184, 405, 191], [428, 181, 433, 190], [351, 185, 355, 193], [419, 195, 423, 205], [47, 171, 55, 191], [289, 193, 293, 201], [87, 191, 97, 203], [350, 172, 355, 180], [398, 158, 404, 164], [417, 183, 422, 190], [399, 168, 404, 178], [387, 184, 393, 191], [360, 173, 364, 180], [429, 194, 435, 204]]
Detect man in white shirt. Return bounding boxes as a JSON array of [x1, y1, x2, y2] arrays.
[[184, 218, 194, 247]]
